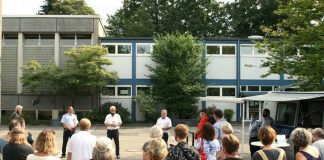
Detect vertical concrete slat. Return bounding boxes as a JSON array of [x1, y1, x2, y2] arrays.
[[17, 33, 23, 94], [54, 33, 60, 66]]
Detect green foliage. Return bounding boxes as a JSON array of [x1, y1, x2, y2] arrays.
[[224, 109, 235, 122], [22, 45, 118, 107], [38, 0, 95, 15], [85, 102, 132, 124], [106, 0, 228, 37], [136, 92, 159, 122], [148, 33, 207, 119], [261, 0, 324, 90]]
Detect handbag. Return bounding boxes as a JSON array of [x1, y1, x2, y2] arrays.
[[198, 139, 207, 160]]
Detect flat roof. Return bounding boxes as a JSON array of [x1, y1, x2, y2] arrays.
[[3, 15, 102, 18]]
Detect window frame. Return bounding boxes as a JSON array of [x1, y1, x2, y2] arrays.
[[136, 43, 154, 55], [206, 86, 236, 97], [102, 43, 132, 55], [240, 44, 267, 56], [206, 44, 236, 56], [136, 85, 152, 95], [101, 85, 132, 98]]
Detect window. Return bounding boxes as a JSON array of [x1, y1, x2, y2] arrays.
[[207, 46, 220, 55], [40, 34, 54, 46], [102, 87, 115, 96], [137, 44, 153, 54], [2, 34, 18, 46], [240, 45, 253, 55], [207, 87, 220, 96], [77, 34, 91, 46], [222, 46, 235, 55], [261, 86, 273, 91], [118, 87, 131, 96], [276, 103, 297, 126], [248, 86, 259, 91], [137, 86, 151, 95], [103, 44, 132, 54], [222, 88, 235, 96], [60, 34, 75, 46], [241, 86, 247, 91], [24, 34, 39, 45]]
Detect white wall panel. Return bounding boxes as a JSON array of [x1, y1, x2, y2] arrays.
[[206, 56, 236, 79], [240, 57, 279, 80], [136, 56, 154, 79], [105, 56, 132, 79], [205, 101, 237, 121]]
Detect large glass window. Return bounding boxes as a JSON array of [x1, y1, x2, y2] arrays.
[[207, 46, 220, 55], [222, 88, 236, 96], [240, 45, 253, 55], [137, 44, 153, 54], [261, 86, 273, 91], [248, 86, 259, 91], [118, 45, 131, 54], [60, 34, 75, 46], [24, 34, 39, 46], [77, 34, 91, 46], [103, 45, 116, 54], [222, 46, 235, 55], [3, 34, 18, 46], [118, 87, 131, 96], [40, 34, 54, 46], [102, 87, 115, 96], [103, 44, 132, 54], [207, 87, 220, 96], [276, 103, 297, 126]]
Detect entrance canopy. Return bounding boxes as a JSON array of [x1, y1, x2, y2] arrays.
[[244, 91, 324, 102]]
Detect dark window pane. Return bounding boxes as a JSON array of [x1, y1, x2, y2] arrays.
[[137, 44, 151, 54], [24, 34, 39, 45], [261, 86, 273, 91], [276, 103, 297, 126], [207, 46, 220, 55], [103, 45, 116, 54], [60, 34, 75, 46], [77, 34, 91, 46], [207, 88, 220, 96], [118, 87, 131, 96], [3, 34, 18, 46], [248, 86, 259, 91], [40, 34, 54, 45], [223, 88, 235, 96], [102, 87, 115, 96], [223, 46, 235, 55], [118, 45, 131, 54]]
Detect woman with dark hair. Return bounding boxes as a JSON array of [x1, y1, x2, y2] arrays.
[[194, 122, 220, 160], [290, 128, 320, 160], [252, 126, 287, 160]]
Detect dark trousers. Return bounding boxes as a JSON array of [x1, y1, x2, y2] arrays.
[[62, 129, 75, 156], [249, 136, 260, 157], [162, 133, 168, 144], [107, 129, 120, 156]]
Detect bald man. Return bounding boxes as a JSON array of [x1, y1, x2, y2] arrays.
[[104, 106, 122, 159]]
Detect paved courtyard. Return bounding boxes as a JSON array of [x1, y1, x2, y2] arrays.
[[0, 124, 252, 160]]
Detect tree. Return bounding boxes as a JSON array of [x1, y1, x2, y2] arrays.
[[225, 0, 283, 37], [148, 34, 208, 118], [106, 0, 228, 37], [261, 0, 324, 90], [22, 46, 118, 106], [38, 0, 95, 15]]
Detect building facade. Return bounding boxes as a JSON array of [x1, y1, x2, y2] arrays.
[[100, 37, 294, 121], [1, 15, 106, 119]]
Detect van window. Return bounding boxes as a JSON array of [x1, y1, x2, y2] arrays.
[[275, 103, 297, 126]]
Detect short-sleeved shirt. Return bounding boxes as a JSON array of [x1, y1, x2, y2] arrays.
[[67, 131, 97, 160], [213, 119, 231, 141], [27, 154, 60, 160], [249, 119, 261, 138], [3, 143, 34, 160], [313, 139, 324, 160], [104, 113, 122, 130], [156, 117, 172, 133], [252, 148, 287, 160], [194, 138, 220, 160], [61, 113, 78, 128], [261, 117, 274, 128]]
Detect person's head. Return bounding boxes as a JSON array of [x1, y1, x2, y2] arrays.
[[199, 108, 208, 117], [8, 119, 22, 131], [213, 109, 223, 120], [222, 123, 233, 135], [67, 106, 73, 114], [15, 105, 23, 114], [147, 138, 168, 160], [222, 134, 240, 155], [312, 128, 324, 142], [16, 117, 26, 129], [263, 109, 270, 118], [258, 126, 276, 146], [174, 124, 189, 141], [290, 128, 312, 148], [110, 106, 116, 115], [202, 122, 215, 141], [161, 109, 167, 119], [80, 118, 92, 131], [9, 127, 28, 145], [34, 129, 57, 154], [149, 125, 163, 139], [92, 137, 114, 160]]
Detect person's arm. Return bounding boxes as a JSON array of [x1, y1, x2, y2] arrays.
[[117, 114, 122, 126], [71, 115, 78, 129], [67, 153, 72, 160]]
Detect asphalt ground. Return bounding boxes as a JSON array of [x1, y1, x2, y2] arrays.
[[0, 124, 252, 160]]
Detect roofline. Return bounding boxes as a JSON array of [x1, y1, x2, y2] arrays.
[[3, 15, 102, 18], [101, 37, 253, 41]]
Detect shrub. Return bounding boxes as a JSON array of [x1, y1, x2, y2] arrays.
[[224, 109, 235, 122], [136, 92, 159, 122]]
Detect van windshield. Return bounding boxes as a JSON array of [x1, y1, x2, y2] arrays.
[[275, 103, 297, 126]]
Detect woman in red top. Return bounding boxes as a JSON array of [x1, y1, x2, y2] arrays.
[[195, 108, 209, 139]]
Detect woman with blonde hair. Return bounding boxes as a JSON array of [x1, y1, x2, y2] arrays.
[[93, 137, 114, 160], [26, 129, 59, 160], [3, 127, 34, 160], [144, 138, 168, 160]]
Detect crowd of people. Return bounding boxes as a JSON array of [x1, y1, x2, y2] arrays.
[[0, 105, 323, 160]]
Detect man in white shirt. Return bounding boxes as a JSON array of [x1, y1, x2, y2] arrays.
[[104, 106, 122, 159], [61, 106, 78, 158], [67, 118, 97, 160], [156, 109, 172, 144]]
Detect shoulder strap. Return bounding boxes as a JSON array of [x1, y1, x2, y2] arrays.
[[257, 150, 269, 160], [278, 148, 285, 160]]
